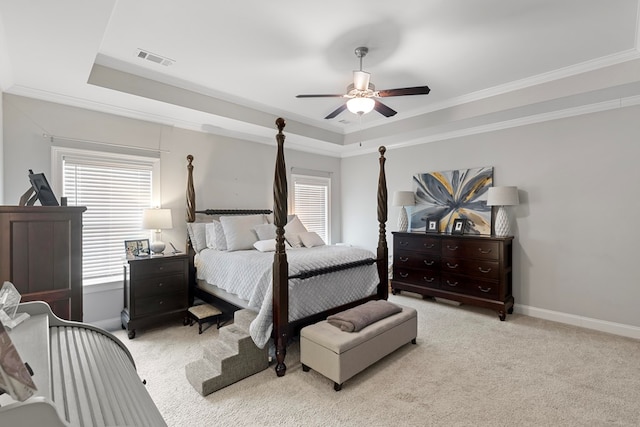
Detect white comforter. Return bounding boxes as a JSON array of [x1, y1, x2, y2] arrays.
[[195, 245, 379, 347]]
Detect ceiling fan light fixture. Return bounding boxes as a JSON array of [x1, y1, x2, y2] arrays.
[[346, 97, 375, 115], [353, 70, 370, 91]]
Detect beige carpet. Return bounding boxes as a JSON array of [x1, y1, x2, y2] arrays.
[[112, 294, 640, 426]]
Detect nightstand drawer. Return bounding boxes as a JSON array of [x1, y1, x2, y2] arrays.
[[134, 273, 185, 298], [135, 293, 187, 317], [133, 259, 186, 277]]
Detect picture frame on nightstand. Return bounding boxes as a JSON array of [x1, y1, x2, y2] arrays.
[[426, 218, 439, 233], [452, 219, 466, 235], [124, 239, 150, 258]]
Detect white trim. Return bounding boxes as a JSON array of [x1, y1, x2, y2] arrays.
[[514, 304, 640, 340], [88, 317, 122, 332]]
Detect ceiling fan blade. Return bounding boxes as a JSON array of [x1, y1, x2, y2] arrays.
[[374, 100, 397, 117], [296, 94, 344, 98], [324, 103, 347, 119], [377, 86, 431, 97]]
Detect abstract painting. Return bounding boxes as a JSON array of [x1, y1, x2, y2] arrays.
[[410, 167, 493, 235]]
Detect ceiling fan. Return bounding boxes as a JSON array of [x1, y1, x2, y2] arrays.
[[296, 46, 431, 119]]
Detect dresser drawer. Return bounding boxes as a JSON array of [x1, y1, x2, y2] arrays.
[[441, 257, 500, 280], [393, 267, 439, 288], [394, 234, 440, 254], [134, 292, 187, 317], [395, 250, 440, 270], [132, 259, 186, 277], [441, 238, 499, 260], [134, 273, 185, 298], [441, 273, 499, 299]]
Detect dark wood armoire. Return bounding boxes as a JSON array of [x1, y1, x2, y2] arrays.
[[0, 206, 86, 321]]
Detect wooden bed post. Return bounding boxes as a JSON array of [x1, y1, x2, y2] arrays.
[[272, 118, 289, 377], [186, 155, 196, 223], [377, 146, 389, 300]]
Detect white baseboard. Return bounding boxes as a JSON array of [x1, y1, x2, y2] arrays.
[[88, 317, 123, 332], [514, 304, 640, 340]]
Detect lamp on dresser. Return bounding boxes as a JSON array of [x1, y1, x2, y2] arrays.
[[392, 191, 415, 232], [486, 186, 519, 237], [142, 208, 173, 255]]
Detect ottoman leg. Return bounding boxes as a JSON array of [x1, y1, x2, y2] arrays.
[[333, 382, 342, 392]]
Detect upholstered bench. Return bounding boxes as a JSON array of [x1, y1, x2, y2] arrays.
[[300, 303, 417, 391], [187, 303, 223, 334]]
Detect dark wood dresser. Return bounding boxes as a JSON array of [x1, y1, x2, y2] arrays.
[[0, 206, 86, 321], [391, 232, 514, 320], [121, 252, 189, 338]]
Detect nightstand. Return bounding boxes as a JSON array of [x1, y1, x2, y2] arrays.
[[121, 253, 189, 338]]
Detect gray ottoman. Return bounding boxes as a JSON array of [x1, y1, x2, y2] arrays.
[[300, 304, 417, 391]]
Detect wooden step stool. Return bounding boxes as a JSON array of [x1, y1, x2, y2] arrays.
[[187, 304, 223, 334]]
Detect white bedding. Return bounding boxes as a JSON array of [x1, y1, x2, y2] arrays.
[[195, 245, 379, 347]]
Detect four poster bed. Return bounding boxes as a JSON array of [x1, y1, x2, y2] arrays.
[[185, 118, 389, 376]]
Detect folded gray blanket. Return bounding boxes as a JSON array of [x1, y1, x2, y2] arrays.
[[327, 300, 402, 332]]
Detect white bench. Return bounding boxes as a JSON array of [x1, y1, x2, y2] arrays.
[[300, 304, 417, 391]]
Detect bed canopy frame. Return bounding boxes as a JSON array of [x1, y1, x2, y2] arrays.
[[186, 118, 389, 376]]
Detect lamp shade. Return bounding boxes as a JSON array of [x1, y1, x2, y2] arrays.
[[346, 97, 375, 115], [142, 208, 173, 230], [392, 191, 415, 207], [486, 186, 519, 206]]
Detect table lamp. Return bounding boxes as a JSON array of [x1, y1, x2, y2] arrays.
[[486, 186, 519, 236], [392, 191, 415, 232], [142, 208, 173, 254]]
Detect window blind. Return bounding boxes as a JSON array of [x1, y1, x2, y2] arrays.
[[292, 174, 330, 243], [63, 157, 153, 283]]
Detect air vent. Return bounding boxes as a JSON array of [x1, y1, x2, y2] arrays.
[[136, 49, 174, 67]]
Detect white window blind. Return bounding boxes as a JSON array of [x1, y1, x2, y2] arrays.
[[291, 174, 330, 243], [56, 149, 158, 284]]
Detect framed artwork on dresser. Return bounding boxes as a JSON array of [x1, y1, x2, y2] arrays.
[[426, 218, 439, 233], [124, 239, 150, 258], [452, 219, 466, 235]]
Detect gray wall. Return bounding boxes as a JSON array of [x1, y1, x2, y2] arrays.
[[342, 105, 640, 336], [1, 94, 341, 329]]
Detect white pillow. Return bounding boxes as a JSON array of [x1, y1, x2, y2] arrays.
[[254, 223, 277, 240], [205, 222, 218, 249], [220, 214, 266, 251], [212, 220, 227, 251], [284, 215, 308, 248], [253, 239, 291, 252], [186, 222, 207, 253], [299, 231, 325, 248]]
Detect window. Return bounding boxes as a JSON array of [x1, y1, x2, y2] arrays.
[[291, 173, 330, 243], [52, 147, 160, 285]]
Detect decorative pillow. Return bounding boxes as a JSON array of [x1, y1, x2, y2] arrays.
[[299, 231, 325, 248], [186, 222, 207, 253], [254, 223, 277, 240], [284, 215, 308, 248], [212, 220, 227, 251], [205, 222, 218, 250], [253, 239, 291, 252], [219, 214, 266, 251]]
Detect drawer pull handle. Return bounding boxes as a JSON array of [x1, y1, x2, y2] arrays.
[[478, 286, 492, 293], [399, 256, 409, 262], [399, 272, 409, 278], [478, 248, 492, 254], [159, 300, 164, 305], [159, 266, 164, 270], [423, 277, 434, 283], [478, 267, 492, 273], [399, 241, 409, 246], [446, 245, 459, 251], [446, 280, 458, 287], [423, 243, 435, 249], [446, 262, 459, 269], [158, 282, 164, 287], [423, 260, 434, 266]]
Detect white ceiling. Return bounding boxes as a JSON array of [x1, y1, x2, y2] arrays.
[[1, 1, 640, 156]]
